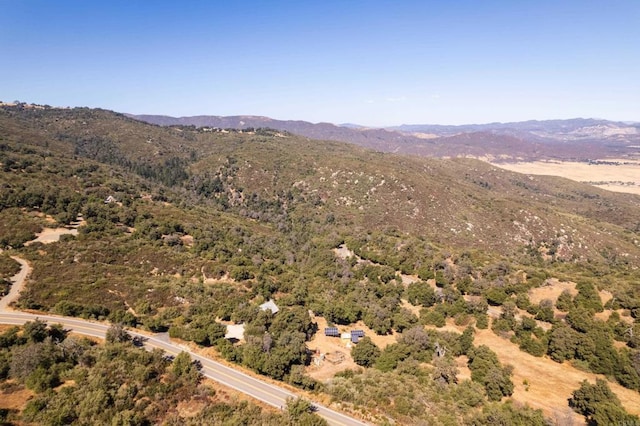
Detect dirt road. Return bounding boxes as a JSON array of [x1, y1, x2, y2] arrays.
[[0, 256, 31, 310]]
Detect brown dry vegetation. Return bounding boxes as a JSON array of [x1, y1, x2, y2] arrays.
[[477, 326, 640, 416], [494, 160, 640, 195], [431, 314, 640, 420], [0, 384, 33, 411], [528, 279, 577, 305]]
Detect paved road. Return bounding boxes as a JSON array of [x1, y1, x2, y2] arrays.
[[0, 257, 368, 426]]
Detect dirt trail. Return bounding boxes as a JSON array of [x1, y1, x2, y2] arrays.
[[0, 256, 31, 310], [1, 226, 77, 310]]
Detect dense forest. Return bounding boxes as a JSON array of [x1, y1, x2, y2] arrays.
[[1, 104, 639, 424]]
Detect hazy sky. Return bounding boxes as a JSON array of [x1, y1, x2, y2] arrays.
[[2, 1, 639, 126]]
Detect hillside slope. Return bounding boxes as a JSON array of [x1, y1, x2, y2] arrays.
[[5, 106, 640, 263], [2, 105, 640, 424]]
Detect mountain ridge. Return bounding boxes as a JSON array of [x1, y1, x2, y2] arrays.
[[128, 113, 640, 162]]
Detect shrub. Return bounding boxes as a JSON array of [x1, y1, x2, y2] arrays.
[[422, 310, 446, 328], [475, 314, 489, 329], [485, 288, 508, 306]]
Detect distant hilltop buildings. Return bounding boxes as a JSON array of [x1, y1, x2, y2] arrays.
[[0, 101, 75, 110]]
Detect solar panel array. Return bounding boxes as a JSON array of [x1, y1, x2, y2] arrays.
[[324, 327, 340, 337], [352, 330, 365, 337]]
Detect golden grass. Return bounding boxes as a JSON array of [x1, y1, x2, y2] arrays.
[[494, 161, 640, 195], [528, 279, 577, 305], [473, 326, 640, 420], [0, 384, 33, 411]]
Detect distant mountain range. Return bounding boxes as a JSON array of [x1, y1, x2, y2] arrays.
[[129, 114, 640, 162]]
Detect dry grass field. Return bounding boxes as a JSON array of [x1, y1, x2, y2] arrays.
[[493, 160, 640, 195], [0, 385, 33, 412], [528, 279, 577, 305], [423, 316, 640, 424], [474, 326, 640, 421]]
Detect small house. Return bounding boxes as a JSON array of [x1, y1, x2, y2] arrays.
[[259, 299, 279, 314], [224, 323, 245, 340]]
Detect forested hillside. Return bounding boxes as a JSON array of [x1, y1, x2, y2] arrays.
[[1, 104, 639, 424]]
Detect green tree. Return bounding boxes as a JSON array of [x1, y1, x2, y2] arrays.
[[206, 322, 227, 344], [325, 302, 359, 325], [475, 313, 489, 329], [288, 364, 321, 391], [547, 324, 580, 362], [375, 343, 412, 372], [0, 326, 23, 348], [515, 293, 531, 310], [485, 288, 508, 306], [574, 282, 604, 313], [363, 306, 393, 335], [468, 345, 514, 401], [392, 308, 418, 333], [171, 351, 201, 384], [422, 309, 446, 328], [569, 378, 639, 424], [351, 337, 381, 368], [105, 323, 130, 344], [108, 310, 137, 327], [23, 319, 49, 343], [406, 281, 437, 307], [286, 397, 327, 425], [25, 365, 61, 392], [586, 327, 620, 376], [565, 307, 594, 333], [534, 299, 555, 323], [270, 306, 316, 340], [518, 335, 546, 357], [459, 325, 475, 355], [555, 289, 574, 312]]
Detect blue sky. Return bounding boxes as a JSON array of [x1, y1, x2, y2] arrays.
[[1, 1, 638, 126]]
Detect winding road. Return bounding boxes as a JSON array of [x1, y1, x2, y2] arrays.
[[0, 232, 368, 426]]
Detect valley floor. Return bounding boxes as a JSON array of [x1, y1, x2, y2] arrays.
[[492, 160, 640, 195]]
